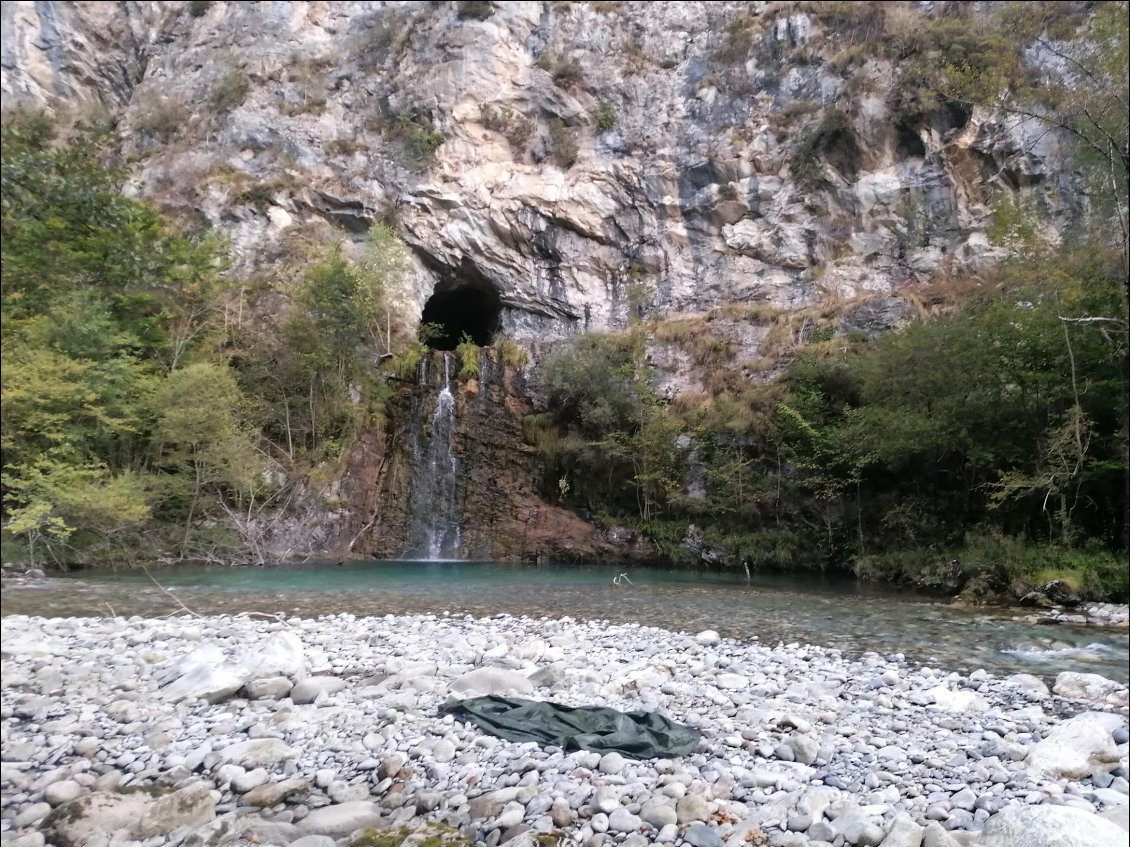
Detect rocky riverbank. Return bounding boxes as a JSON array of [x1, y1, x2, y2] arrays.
[[1, 614, 1128, 847]]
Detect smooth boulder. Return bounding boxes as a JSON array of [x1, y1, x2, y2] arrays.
[[978, 805, 1127, 847]]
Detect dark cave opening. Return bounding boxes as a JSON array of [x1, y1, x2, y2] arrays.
[[420, 284, 502, 350]]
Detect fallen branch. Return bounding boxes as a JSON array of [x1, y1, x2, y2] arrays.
[[140, 564, 202, 618]]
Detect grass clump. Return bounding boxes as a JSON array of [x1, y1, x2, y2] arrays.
[[208, 69, 251, 114], [455, 334, 481, 381]]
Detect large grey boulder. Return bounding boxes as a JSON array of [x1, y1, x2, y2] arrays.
[[1053, 672, 1128, 707], [137, 782, 215, 837], [295, 801, 384, 836], [978, 805, 1127, 847], [42, 791, 152, 847], [161, 660, 245, 704], [1026, 711, 1123, 779], [237, 631, 306, 682]]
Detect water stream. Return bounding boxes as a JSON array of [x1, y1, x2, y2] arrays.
[[3, 560, 1125, 684], [404, 352, 462, 560]]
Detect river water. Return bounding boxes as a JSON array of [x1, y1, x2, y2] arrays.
[[2, 560, 1126, 684]]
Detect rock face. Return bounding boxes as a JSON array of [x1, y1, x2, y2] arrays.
[[0, 1, 1083, 561]]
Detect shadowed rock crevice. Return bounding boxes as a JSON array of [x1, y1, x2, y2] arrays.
[[421, 283, 502, 350]]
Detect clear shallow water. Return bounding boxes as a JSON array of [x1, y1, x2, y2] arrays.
[[2, 559, 1126, 684]]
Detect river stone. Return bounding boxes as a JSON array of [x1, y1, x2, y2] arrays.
[[43, 779, 85, 806], [1026, 712, 1122, 779], [291, 837, 338, 847], [683, 824, 723, 847], [42, 791, 152, 847], [695, 630, 721, 645], [14, 802, 51, 827], [244, 676, 293, 700], [676, 794, 711, 823], [1004, 673, 1050, 699], [449, 668, 533, 697], [786, 734, 820, 765], [231, 767, 270, 792], [978, 805, 1127, 847], [240, 777, 309, 807], [296, 801, 384, 836], [640, 798, 677, 828], [1100, 805, 1129, 833], [835, 810, 885, 847], [137, 782, 215, 836], [882, 812, 925, 847], [716, 673, 747, 690], [1053, 672, 1126, 705], [217, 738, 297, 768], [926, 685, 988, 712], [608, 807, 642, 833], [238, 630, 307, 682], [598, 752, 626, 775], [290, 676, 347, 705]]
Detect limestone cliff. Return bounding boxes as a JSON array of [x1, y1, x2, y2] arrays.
[[1, 1, 1085, 561]]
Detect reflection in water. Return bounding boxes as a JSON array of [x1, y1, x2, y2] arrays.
[[2, 560, 1126, 683]]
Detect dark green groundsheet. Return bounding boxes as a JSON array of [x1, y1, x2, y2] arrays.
[[440, 696, 700, 759]]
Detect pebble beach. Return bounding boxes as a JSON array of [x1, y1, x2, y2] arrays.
[[1, 612, 1127, 847]]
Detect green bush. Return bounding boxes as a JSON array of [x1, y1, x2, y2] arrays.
[[209, 70, 251, 114], [457, 1, 494, 20], [548, 119, 578, 169], [455, 334, 481, 380], [480, 104, 534, 151], [595, 101, 616, 132]]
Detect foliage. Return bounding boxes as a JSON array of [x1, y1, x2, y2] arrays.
[[537, 54, 585, 89], [494, 337, 528, 368], [594, 101, 616, 132], [0, 113, 254, 565], [208, 69, 251, 114], [480, 104, 534, 152], [388, 113, 445, 169], [548, 119, 578, 169], [526, 244, 1127, 598], [455, 335, 481, 380], [457, 1, 494, 21]]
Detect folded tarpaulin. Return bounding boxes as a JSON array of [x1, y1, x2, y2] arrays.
[[440, 695, 700, 759]]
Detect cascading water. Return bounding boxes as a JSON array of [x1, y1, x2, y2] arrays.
[[405, 351, 462, 559]]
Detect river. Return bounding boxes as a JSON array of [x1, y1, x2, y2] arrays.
[[2, 559, 1126, 684]]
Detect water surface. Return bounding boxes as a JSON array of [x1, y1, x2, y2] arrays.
[[2, 559, 1126, 684]]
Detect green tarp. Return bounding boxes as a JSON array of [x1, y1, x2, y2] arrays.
[[440, 696, 700, 759]]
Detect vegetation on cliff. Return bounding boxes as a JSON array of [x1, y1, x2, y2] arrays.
[[526, 0, 1130, 601], [0, 113, 414, 566]]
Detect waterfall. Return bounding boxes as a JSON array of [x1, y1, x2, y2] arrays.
[[405, 351, 462, 560]]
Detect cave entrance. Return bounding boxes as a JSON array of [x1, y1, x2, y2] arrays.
[[420, 283, 502, 350]]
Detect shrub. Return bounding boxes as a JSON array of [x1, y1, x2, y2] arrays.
[[455, 334, 481, 380], [132, 93, 190, 142], [457, 1, 494, 20], [209, 69, 251, 114], [326, 138, 369, 156], [548, 119, 577, 169], [537, 54, 584, 89], [480, 104, 534, 151], [390, 113, 444, 168], [594, 101, 616, 132], [187, 1, 211, 17], [494, 337, 527, 368]]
